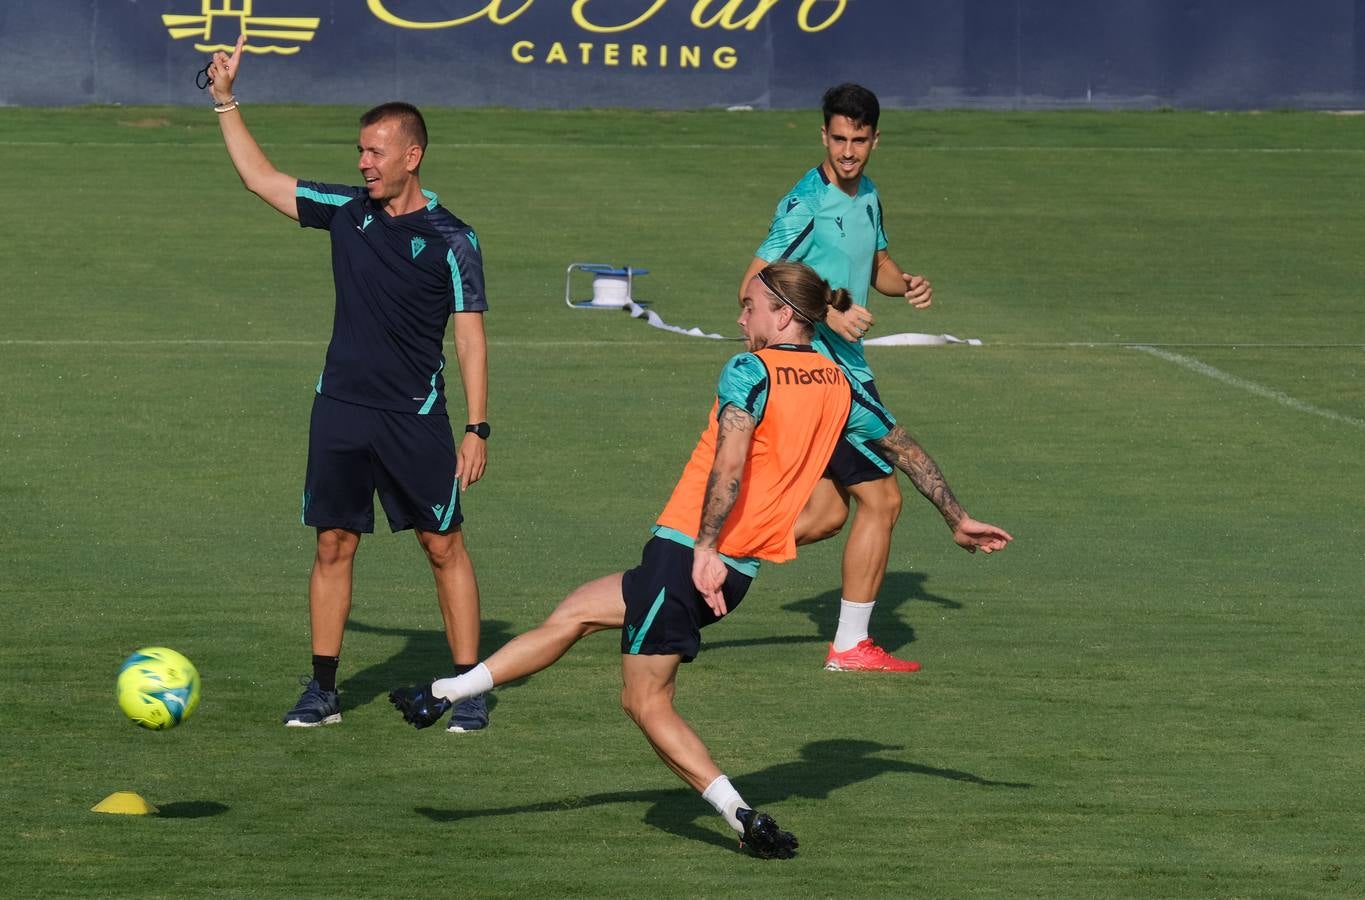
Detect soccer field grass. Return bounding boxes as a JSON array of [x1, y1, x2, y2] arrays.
[[2, 106, 1363, 897]]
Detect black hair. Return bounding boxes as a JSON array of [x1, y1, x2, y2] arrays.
[[821, 83, 880, 130]]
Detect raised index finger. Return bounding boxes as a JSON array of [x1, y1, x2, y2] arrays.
[[228, 33, 245, 68]]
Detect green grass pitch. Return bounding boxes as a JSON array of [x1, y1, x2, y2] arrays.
[[1, 105, 1362, 897]]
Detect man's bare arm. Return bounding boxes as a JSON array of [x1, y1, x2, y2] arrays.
[[206, 34, 299, 220], [692, 404, 757, 615], [452, 311, 489, 490], [871, 425, 1013, 553], [871, 424, 963, 527], [696, 404, 756, 549], [872, 249, 932, 309]]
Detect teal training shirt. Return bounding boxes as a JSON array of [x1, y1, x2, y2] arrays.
[[755, 167, 888, 384]]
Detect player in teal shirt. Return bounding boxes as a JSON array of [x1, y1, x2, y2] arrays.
[[751, 163, 887, 383], [739, 83, 935, 674]]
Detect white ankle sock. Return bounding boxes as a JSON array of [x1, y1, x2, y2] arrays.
[[702, 775, 747, 834], [432, 662, 494, 702], [832, 598, 875, 652]]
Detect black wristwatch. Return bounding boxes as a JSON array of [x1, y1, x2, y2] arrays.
[[465, 421, 490, 440]]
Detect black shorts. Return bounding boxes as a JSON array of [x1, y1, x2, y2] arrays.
[[302, 393, 461, 534], [825, 378, 895, 487], [620, 537, 753, 663]]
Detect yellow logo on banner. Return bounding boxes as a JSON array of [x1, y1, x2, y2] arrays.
[[365, 0, 848, 33], [162, 0, 319, 54], [158, 0, 850, 71]]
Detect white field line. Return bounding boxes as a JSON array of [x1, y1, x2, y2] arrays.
[[8, 339, 1364, 429], [998, 341, 1365, 349], [1, 339, 324, 346], [1132, 344, 1365, 430], [0, 338, 669, 347], [4, 141, 1365, 154], [3, 339, 1362, 348], [0, 340, 1359, 349]]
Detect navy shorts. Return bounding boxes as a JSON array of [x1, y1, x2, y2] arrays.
[[620, 537, 753, 663], [826, 378, 895, 487], [302, 393, 462, 534]]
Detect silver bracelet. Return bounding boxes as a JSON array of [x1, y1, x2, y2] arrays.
[[212, 96, 239, 113]]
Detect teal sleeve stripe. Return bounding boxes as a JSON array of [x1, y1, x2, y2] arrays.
[[851, 436, 895, 474], [741, 376, 769, 421], [296, 186, 355, 207], [844, 384, 894, 472], [650, 526, 761, 578], [447, 249, 466, 312], [716, 353, 767, 422], [848, 379, 895, 431]]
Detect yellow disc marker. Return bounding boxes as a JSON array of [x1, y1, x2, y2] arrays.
[[92, 791, 159, 815]]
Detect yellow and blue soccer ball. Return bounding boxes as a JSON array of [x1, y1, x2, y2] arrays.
[[117, 647, 201, 730]]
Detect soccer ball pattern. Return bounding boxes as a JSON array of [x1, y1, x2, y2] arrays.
[[117, 647, 201, 730]]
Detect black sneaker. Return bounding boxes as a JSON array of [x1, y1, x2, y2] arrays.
[[282, 677, 341, 727], [388, 682, 451, 729], [736, 807, 798, 859], [446, 694, 489, 733]]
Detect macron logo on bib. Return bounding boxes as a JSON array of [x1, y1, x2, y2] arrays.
[[411, 236, 427, 259]]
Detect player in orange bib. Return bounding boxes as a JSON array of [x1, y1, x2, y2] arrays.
[[390, 262, 1012, 858]]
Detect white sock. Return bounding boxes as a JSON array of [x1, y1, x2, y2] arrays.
[[701, 774, 747, 835], [431, 662, 494, 703], [832, 598, 875, 652]]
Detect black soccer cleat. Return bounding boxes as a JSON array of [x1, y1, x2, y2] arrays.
[[736, 807, 799, 859], [388, 683, 452, 729]]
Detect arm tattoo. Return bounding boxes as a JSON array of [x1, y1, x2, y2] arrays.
[[698, 471, 741, 546], [872, 425, 965, 528], [697, 405, 755, 546]]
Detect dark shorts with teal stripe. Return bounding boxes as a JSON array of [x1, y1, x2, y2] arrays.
[[827, 378, 895, 486], [302, 393, 461, 534], [620, 537, 753, 662]]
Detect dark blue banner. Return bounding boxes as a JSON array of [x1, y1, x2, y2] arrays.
[[2, 1, 1362, 109]]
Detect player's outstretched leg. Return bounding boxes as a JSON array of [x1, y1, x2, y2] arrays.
[[388, 682, 451, 729], [390, 573, 626, 731], [736, 808, 799, 859]]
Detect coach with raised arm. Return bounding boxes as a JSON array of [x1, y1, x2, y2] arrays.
[[204, 35, 493, 733]]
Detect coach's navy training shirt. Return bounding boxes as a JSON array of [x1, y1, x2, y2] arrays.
[[296, 180, 487, 415]]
